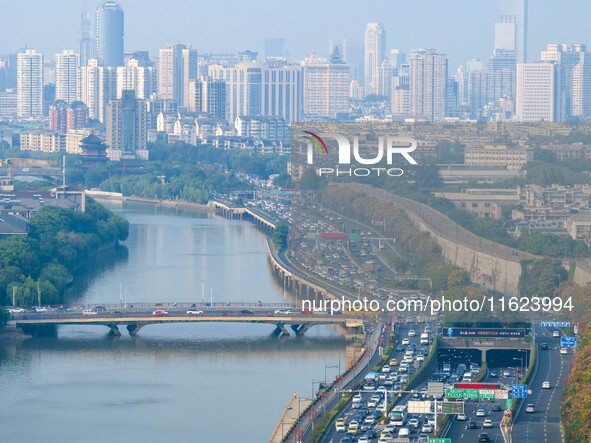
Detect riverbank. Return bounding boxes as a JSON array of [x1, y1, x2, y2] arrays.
[[0, 327, 30, 340], [86, 190, 214, 212]]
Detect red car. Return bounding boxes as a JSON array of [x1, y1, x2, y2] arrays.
[[153, 310, 169, 317]]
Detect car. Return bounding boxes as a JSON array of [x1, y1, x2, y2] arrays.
[[492, 404, 502, 411], [478, 433, 490, 443], [365, 429, 378, 439], [467, 420, 478, 429], [367, 398, 378, 408], [186, 309, 203, 315], [382, 365, 391, 373], [357, 437, 370, 443], [418, 434, 429, 443], [408, 418, 420, 428], [335, 423, 346, 432], [380, 430, 393, 439], [364, 416, 376, 425], [389, 358, 398, 366], [489, 370, 498, 378], [8, 307, 25, 313], [83, 309, 97, 316], [340, 437, 353, 443], [483, 419, 493, 428], [541, 343, 549, 350], [553, 330, 560, 337], [542, 381, 551, 389], [377, 438, 390, 443], [408, 330, 416, 337], [396, 345, 405, 352], [401, 338, 410, 345], [560, 347, 568, 355], [384, 424, 396, 433], [347, 425, 358, 435], [34, 306, 48, 313], [152, 310, 168, 316], [274, 309, 291, 315], [240, 309, 254, 314], [502, 369, 511, 378], [457, 413, 467, 421], [416, 354, 425, 363], [421, 423, 432, 433], [398, 427, 410, 437], [526, 404, 535, 413], [95, 305, 106, 312], [476, 409, 486, 417]]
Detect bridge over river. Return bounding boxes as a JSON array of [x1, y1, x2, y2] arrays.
[[6, 302, 367, 337]]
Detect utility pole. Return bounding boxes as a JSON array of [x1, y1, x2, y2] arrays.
[[12, 286, 16, 306], [202, 280, 205, 305], [210, 288, 213, 306], [37, 283, 41, 307], [119, 282, 122, 306]]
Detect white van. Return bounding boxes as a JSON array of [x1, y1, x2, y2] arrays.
[[83, 309, 97, 316], [420, 332, 429, 344]]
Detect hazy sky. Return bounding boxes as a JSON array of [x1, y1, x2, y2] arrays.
[[2, 0, 591, 71]]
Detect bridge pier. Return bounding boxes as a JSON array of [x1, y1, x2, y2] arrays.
[[290, 323, 310, 336], [126, 324, 145, 336], [107, 324, 121, 336], [274, 324, 290, 336]]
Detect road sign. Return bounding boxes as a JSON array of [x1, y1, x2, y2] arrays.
[[428, 439, 451, 443], [512, 385, 528, 398], [441, 402, 464, 414], [408, 400, 432, 414], [527, 389, 533, 395], [561, 337, 577, 347], [446, 388, 464, 399], [505, 399, 512, 409], [479, 389, 496, 399], [495, 390, 509, 399], [443, 327, 525, 338], [505, 409, 512, 419], [349, 233, 358, 241], [428, 382, 444, 397]]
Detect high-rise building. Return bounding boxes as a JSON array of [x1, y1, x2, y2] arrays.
[[209, 62, 302, 123], [55, 50, 79, 104], [0, 54, 17, 92], [17, 49, 43, 117], [95, 1, 124, 68], [408, 49, 447, 121], [541, 44, 591, 120], [78, 12, 94, 66], [302, 49, 350, 118], [364, 23, 386, 94], [79, 58, 117, 122], [494, 0, 527, 63], [516, 62, 559, 121], [106, 90, 148, 153], [158, 43, 197, 108], [117, 58, 154, 99], [188, 76, 226, 119], [147, 94, 178, 130], [50, 100, 88, 133], [373, 57, 395, 99], [468, 68, 515, 118], [265, 38, 287, 58]]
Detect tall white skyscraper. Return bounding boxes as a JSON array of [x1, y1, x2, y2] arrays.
[[158, 43, 197, 108], [117, 58, 154, 99], [495, 0, 527, 63], [541, 44, 591, 120], [55, 50, 80, 104], [302, 49, 350, 118], [408, 49, 447, 121], [79, 58, 117, 122], [516, 62, 559, 121], [364, 23, 386, 94], [95, 1, 124, 68], [17, 49, 43, 117], [78, 12, 94, 66]]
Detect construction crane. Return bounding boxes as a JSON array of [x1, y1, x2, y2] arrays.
[[0, 158, 58, 179]]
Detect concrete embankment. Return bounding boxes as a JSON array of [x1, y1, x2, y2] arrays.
[[85, 190, 214, 212]]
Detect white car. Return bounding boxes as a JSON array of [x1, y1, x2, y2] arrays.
[[83, 309, 97, 316], [274, 309, 291, 315], [457, 413, 467, 421], [542, 381, 551, 389], [8, 307, 25, 313], [421, 424, 432, 433], [553, 330, 560, 337], [335, 423, 346, 432], [34, 307, 48, 313], [560, 347, 568, 355], [382, 365, 391, 373], [408, 418, 420, 428], [401, 338, 410, 345], [358, 437, 370, 443], [483, 419, 493, 428], [186, 309, 203, 315], [476, 409, 486, 417], [408, 330, 416, 337]]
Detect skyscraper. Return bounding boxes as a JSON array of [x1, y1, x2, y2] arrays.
[[494, 0, 527, 64], [78, 12, 94, 66], [302, 49, 350, 118], [364, 23, 386, 94], [95, 1, 124, 68], [188, 76, 226, 119], [17, 49, 43, 117], [106, 90, 148, 154], [55, 50, 80, 104], [408, 49, 447, 121], [516, 62, 559, 121], [373, 57, 395, 99], [117, 58, 155, 100], [265, 38, 287, 58], [79, 58, 117, 122], [158, 43, 197, 108]]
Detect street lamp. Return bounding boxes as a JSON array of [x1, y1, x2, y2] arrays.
[[325, 364, 339, 385]]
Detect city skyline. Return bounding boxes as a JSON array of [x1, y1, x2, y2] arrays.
[[3, 0, 591, 72]]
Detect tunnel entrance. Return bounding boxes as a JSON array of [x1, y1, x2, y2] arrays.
[[437, 348, 482, 371], [486, 349, 530, 369]]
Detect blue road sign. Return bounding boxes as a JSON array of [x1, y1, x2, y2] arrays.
[[561, 337, 577, 347], [512, 385, 528, 398]]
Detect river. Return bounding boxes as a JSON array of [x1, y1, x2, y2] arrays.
[[0, 200, 346, 443]]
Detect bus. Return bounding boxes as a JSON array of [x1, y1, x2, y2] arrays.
[[363, 371, 379, 390], [390, 405, 408, 426]]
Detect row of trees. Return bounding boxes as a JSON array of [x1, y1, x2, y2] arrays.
[[0, 198, 129, 306]]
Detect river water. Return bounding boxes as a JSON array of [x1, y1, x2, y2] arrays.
[[0, 201, 345, 443]]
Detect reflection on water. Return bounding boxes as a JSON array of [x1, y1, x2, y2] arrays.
[[0, 201, 346, 442]]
